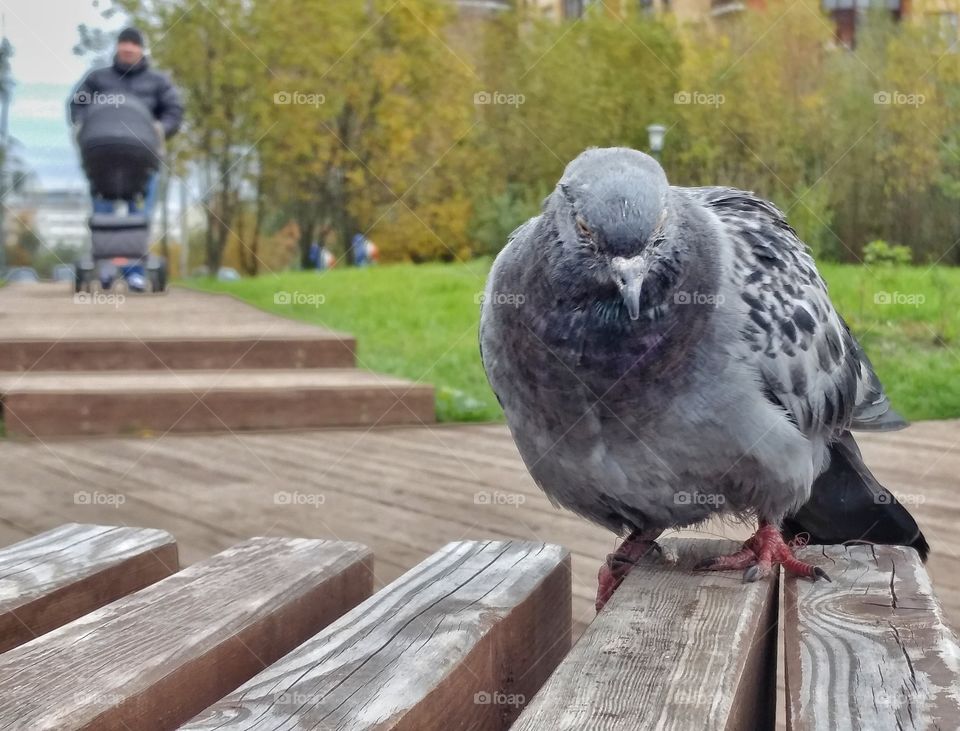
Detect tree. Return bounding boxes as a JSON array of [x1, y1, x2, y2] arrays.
[[116, 0, 270, 273]]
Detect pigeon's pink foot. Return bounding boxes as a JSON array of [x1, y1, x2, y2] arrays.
[[694, 522, 831, 583], [596, 530, 660, 612]]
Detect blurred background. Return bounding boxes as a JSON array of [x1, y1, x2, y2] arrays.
[[0, 0, 957, 421]]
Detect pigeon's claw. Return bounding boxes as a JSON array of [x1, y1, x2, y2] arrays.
[[694, 522, 829, 584], [595, 530, 660, 612], [693, 545, 757, 572]]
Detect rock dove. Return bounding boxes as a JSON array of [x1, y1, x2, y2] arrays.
[[479, 147, 928, 612]]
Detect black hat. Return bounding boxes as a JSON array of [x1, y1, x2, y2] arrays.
[[117, 27, 144, 47]]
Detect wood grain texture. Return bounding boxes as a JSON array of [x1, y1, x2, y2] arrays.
[[0, 420, 957, 637], [0, 522, 177, 653], [182, 540, 571, 731], [511, 538, 779, 731], [0, 537, 373, 731], [784, 544, 960, 730]]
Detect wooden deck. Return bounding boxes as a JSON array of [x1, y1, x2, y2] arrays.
[[0, 283, 342, 341], [0, 284, 434, 435], [1, 420, 957, 634]]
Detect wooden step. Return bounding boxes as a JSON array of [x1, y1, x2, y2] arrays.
[[183, 540, 571, 730], [0, 523, 177, 653], [0, 336, 356, 372], [0, 537, 373, 731], [0, 369, 435, 437], [784, 544, 960, 730], [0, 285, 356, 371], [511, 538, 779, 731]]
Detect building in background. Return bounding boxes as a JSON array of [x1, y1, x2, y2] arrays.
[[901, 0, 958, 43], [507, 0, 958, 45], [456, 0, 512, 15], [521, 0, 719, 26], [6, 189, 88, 252], [822, 0, 904, 46]]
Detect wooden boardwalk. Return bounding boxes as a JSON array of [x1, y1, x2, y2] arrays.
[[0, 284, 433, 435], [0, 420, 957, 634], [0, 283, 340, 342]]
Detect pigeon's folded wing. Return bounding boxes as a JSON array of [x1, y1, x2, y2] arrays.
[[686, 186, 905, 436]]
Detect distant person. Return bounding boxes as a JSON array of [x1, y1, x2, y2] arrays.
[[68, 27, 183, 291], [308, 239, 338, 271], [351, 233, 367, 267], [69, 27, 183, 219], [308, 240, 322, 270], [351, 233, 379, 267]]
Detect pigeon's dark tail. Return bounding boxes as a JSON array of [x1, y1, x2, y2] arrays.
[[783, 432, 929, 561]]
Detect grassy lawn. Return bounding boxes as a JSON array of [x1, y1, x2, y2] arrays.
[[190, 261, 960, 423]]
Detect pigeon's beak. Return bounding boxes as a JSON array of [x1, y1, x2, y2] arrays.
[[611, 254, 653, 321]]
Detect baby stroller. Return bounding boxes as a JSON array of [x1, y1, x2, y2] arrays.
[[74, 96, 167, 293]]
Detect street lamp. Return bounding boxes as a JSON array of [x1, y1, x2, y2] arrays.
[[646, 123, 667, 163]]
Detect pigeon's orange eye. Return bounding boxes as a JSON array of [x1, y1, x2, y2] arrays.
[[575, 216, 591, 239]]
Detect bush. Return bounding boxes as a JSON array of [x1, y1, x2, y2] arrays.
[[468, 184, 545, 257], [863, 240, 913, 267]]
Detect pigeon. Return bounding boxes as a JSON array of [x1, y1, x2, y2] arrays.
[[479, 147, 928, 612]]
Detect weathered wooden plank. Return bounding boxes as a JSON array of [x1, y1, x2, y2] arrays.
[[0, 336, 356, 372], [183, 540, 571, 731], [511, 538, 779, 731], [1, 420, 959, 641], [784, 544, 960, 730], [0, 523, 177, 653], [0, 369, 435, 437], [0, 537, 373, 731]]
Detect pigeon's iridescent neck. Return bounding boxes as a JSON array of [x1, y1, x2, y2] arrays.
[[525, 293, 689, 384]]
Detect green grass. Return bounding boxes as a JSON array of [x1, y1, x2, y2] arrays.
[[190, 260, 499, 422], [817, 264, 960, 421], [190, 261, 960, 423]]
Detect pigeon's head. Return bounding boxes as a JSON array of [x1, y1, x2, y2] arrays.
[[548, 147, 674, 320]]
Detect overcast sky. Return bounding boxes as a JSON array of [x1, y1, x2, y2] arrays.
[[2, 0, 121, 190]]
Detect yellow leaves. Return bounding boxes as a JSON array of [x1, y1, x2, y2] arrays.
[[372, 197, 473, 264], [127, 0, 959, 266]]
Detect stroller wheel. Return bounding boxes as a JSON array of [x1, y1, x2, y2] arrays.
[[148, 260, 167, 293], [74, 262, 92, 294]]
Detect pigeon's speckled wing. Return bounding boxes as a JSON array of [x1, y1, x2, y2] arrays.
[[684, 186, 904, 437]]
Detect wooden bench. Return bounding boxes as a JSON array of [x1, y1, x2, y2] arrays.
[[0, 527, 957, 730], [0, 536, 372, 730], [784, 544, 960, 730], [0, 523, 177, 653], [183, 540, 571, 729], [512, 538, 778, 730]]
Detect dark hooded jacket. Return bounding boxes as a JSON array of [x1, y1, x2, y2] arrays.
[[68, 55, 184, 139]]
